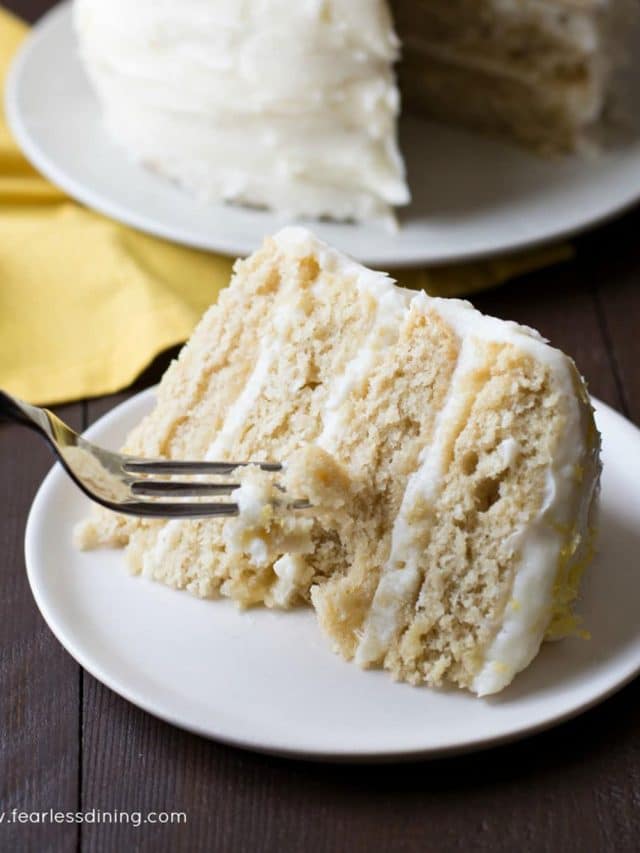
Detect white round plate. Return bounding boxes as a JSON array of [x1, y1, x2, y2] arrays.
[[7, 3, 640, 267], [24, 388, 640, 761]]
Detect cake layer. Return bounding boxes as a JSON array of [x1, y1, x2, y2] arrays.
[[400, 56, 595, 152], [74, 0, 409, 225], [77, 228, 600, 695], [393, 0, 618, 79]]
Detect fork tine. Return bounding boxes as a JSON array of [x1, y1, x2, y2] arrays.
[[123, 460, 282, 475], [118, 501, 240, 518], [130, 481, 240, 497]]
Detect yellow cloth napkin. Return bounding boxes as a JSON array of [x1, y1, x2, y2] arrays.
[[0, 8, 572, 406]]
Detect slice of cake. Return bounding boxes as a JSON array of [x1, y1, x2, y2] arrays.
[[76, 228, 601, 696]]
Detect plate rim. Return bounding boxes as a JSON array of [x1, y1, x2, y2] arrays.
[[23, 387, 640, 762], [6, 1, 640, 269]]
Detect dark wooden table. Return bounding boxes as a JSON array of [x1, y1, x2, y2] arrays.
[[2, 2, 640, 851]]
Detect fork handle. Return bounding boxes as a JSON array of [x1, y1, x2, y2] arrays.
[[0, 390, 48, 433]]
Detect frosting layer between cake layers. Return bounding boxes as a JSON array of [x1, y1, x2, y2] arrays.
[[74, 0, 409, 225]]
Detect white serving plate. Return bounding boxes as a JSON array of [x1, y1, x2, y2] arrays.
[[24, 388, 640, 761]]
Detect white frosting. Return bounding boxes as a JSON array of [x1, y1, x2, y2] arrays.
[[316, 274, 411, 452], [203, 259, 308, 461], [233, 480, 270, 525], [496, 437, 521, 469], [226, 469, 315, 600], [73, 0, 409, 225], [271, 554, 314, 608], [141, 517, 181, 579], [472, 383, 599, 695], [204, 345, 276, 460], [226, 478, 274, 566], [355, 335, 486, 667], [149, 239, 303, 569], [275, 226, 419, 454]]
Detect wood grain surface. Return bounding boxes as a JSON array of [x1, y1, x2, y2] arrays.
[[2, 2, 639, 851]]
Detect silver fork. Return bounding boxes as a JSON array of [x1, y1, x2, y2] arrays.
[[0, 390, 308, 518]]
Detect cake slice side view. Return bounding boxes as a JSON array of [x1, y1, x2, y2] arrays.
[[76, 227, 601, 696]]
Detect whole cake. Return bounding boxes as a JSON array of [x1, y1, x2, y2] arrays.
[[73, 0, 635, 224], [76, 228, 601, 696]]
